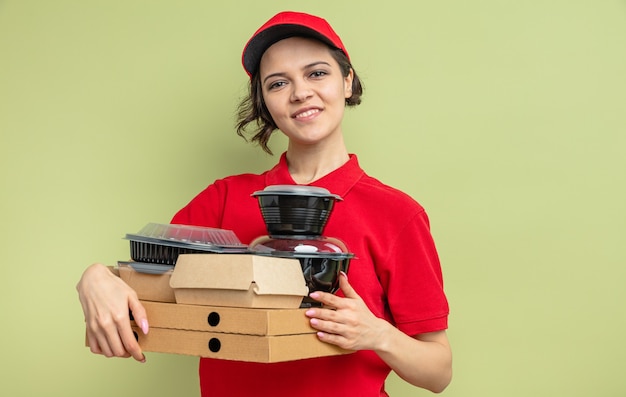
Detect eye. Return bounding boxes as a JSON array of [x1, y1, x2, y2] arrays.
[[267, 80, 286, 90], [309, 70, 328, 78]]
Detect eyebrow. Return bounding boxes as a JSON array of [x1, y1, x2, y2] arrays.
[[262, 61, 332, 85]]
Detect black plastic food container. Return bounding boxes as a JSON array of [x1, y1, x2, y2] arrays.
[[252, 185, 342, 236], [129, 241, 208, 265], [125, 223, 248, 265], [300, 255, 351, 296], [248, 235, 354, 299]]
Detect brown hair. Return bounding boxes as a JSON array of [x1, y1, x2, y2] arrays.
[[235, 47, 363, 155]]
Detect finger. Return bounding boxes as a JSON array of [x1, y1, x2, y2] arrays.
[[337, 271, 359, 299], [85, 328, 104, 355], [120, 325, 145, 362], [126, 298, 148, 362], [305, 306, 342, 323], [309, 315, 345, 335], [87, 318, 121, 358], [94, 327, 116, 357], [97, 312, 137, 359], [103, 321, 133, 358], [315, 330, 352, 350], [129, 298, 149, 335], [309, 290, 343, 308], [90, 300, 135, 359]]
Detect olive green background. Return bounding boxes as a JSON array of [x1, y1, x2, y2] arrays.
[[1, 1, 624, 396]]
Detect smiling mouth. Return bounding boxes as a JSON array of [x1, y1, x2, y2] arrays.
[[294, 109, 320, 119]]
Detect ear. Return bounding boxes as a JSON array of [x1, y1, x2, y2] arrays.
[[344, 68, 354, 99]]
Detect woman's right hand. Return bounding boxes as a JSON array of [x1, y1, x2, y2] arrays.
[[76, 263, 149, 363]]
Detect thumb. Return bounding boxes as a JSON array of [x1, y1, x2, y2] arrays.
[[338, 271, 359, 299], [129, 297, 149, 335]]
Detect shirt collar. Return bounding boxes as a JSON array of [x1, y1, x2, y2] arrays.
[[265, 152, 364, 199]]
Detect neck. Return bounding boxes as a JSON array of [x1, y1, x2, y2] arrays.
[[286, 139, 349, 185]]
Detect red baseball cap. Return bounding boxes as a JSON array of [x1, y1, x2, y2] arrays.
[[242, 11, 350, 77]]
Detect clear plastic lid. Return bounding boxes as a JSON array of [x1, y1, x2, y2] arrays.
[[118, 261, 174, 274], [248, 235, 354, 259], [124, 223, 248, 252], [252, 185, 342, 200]]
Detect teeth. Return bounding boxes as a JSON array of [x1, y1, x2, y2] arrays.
[[295, 109, 319, 118]]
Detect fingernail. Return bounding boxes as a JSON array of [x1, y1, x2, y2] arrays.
[[309, 292, 320, 300], [305, 309, 315, 317], [140, 319, 149, 335], [340, 271, 348, 280]]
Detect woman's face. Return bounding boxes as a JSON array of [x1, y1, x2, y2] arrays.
[[259, 37, 353, 148]]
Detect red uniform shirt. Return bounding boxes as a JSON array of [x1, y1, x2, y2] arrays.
[[171, 153, 449, 397]]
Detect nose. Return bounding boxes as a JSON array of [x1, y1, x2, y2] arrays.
[[290, 79, 313, 102]]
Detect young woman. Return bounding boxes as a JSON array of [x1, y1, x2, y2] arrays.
[[77, 11, 452, 396]]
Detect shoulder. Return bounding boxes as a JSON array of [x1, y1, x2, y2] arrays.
[[212, 172, 267, 191], [190, 171, 270, 209], [171, 171, 268, 226], [351, 173, 425, 213]]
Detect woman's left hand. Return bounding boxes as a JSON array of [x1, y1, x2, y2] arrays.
[[306, 271, 452, 392], [305, 272, 389, 351]]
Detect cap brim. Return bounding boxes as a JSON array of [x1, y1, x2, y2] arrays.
[[243, 24, 338, 77]]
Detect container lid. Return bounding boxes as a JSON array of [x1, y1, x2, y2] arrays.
[[249, 235, 354, 259], [125, 223, 248, 253], [118, 261, 174, 274], [252, 185, 342, 200]]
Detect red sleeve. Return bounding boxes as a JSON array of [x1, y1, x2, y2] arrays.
[[383, 210, 449, 335]]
